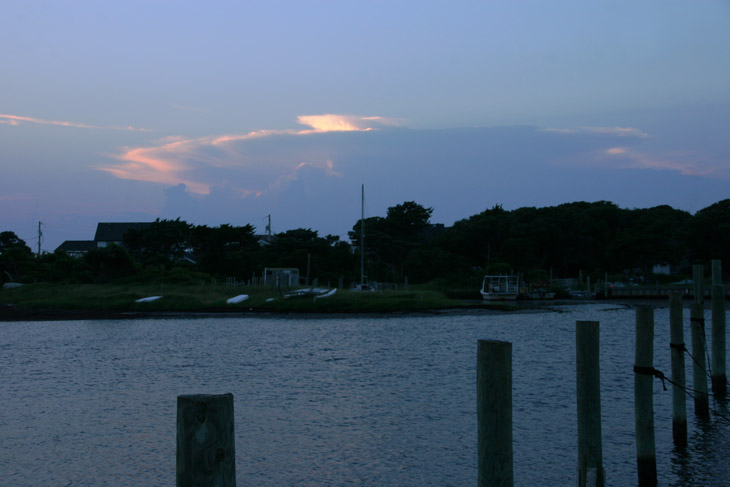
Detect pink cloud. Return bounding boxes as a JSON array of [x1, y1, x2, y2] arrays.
[[0, 113, 150, 132], [99, 113, 392, 194], [99, 138, 212, 194], [603, 147, 728, 178]]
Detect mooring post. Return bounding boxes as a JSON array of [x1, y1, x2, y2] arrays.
[[669, 293, 687, 447], [634, 307, 657, 486], [477, 339, 513, 487], [576, 321, 605, 487], [711, 259, 727, 397], [693, 264, 704, 304], [177, 393, 236, 487], [690, 302, 710, 417]]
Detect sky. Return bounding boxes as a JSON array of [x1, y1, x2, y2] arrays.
[[2, 1, 729, 251]]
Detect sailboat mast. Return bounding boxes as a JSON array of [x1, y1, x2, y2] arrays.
[[360, 184, 365, 286]]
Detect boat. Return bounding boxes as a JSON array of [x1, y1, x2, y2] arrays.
[[226, 294, 249, 304], [480, 275, 519, 300], [284, 287, 334, 299], [314, 288, 337, 300], [528, 288, 556, 300], [569, 290, 596, 299]]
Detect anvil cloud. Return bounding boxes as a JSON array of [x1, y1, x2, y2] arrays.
[[99, 114, 396, 196]]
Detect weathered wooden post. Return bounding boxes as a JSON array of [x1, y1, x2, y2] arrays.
[[690, 302, 710, 417], [177, 393, 236, 487], [693, 264, 704, 304], [711, 259, 726, 396], [634, 307, 657, 486], [477, 340, 513, 487], [576, 320, 604, 487], [669, 293, 687, 447]]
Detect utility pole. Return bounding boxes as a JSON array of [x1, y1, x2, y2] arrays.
[[37, 221, 43, 257]]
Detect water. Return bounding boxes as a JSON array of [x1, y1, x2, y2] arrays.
[[1, 304, 729, 486]]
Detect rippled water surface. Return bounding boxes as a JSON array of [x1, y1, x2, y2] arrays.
[[2, 304, 729, 486]]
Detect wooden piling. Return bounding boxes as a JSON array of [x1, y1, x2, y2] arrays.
[[634, 307, 657, 486], [690, 303, 710, 417], [177, 393, 236, 487], [669, 293, 687, 447], [711, 259, 726, 397], [477, 339, 513, 487], [576, 321, 605, 487], [693, 264, 704, 304]]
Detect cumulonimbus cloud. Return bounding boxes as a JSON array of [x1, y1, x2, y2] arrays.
[[99, 114, 395, 196], [0, 113, 150, 132]]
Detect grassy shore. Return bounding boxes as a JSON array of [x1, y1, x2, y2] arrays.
[[0, 282, 520, 319]]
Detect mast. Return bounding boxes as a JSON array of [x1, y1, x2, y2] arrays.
[[360, 184, 365, 287]]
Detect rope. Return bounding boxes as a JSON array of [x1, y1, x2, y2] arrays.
[[634, 365, 668, 391], [684, 345, 713, 381], [635, 363, 730, 426]]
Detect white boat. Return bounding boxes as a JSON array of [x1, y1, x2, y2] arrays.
[[135, 296, 162, 303], [480, 275, 519, 300], [314, 288, 337, 300], [284, 288, 333, 299], [226, 294, 249, 304]]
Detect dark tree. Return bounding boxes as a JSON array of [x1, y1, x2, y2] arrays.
[[687, 199, 730, 273], [0, 231, 34, 282], [124, 218, 193, 260]]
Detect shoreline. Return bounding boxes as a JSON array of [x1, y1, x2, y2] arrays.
[[0, 298, 671, 322]]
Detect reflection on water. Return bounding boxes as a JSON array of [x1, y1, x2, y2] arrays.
[[1, 304, 729, 486]]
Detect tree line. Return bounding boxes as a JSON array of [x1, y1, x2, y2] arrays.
[[1, 199, 729, 288]]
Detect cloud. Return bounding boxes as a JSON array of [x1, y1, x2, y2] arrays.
[[543, 126, 649, 138], [296, 114, 398, 132], [602, 146, 728, 177], [98, 137, 216, 194], [0, 113, 150, 132], [209, 114, 400, 145], [99, 114, 393, 196]]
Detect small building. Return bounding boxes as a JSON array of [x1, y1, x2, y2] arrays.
[[263, 267, 300, 288], [55, 240, 96, 257]]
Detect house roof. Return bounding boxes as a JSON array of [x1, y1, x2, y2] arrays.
[[93, 222, 152, 242], [56, 240, 96, 253]]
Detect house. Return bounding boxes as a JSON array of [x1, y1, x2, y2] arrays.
[[55, 222, 152, 256], [93, 222, 152, 248], [55, 240, 96, 257]]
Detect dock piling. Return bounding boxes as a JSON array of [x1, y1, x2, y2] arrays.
[[634, 307, 657, 486], [576, 320, 605, 487], [669, 293, 687, 447], [690, 302, 710, 417], [711, 259, 726, 397], [477, 339, 513, 487], [177, 393, 236, 487]]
